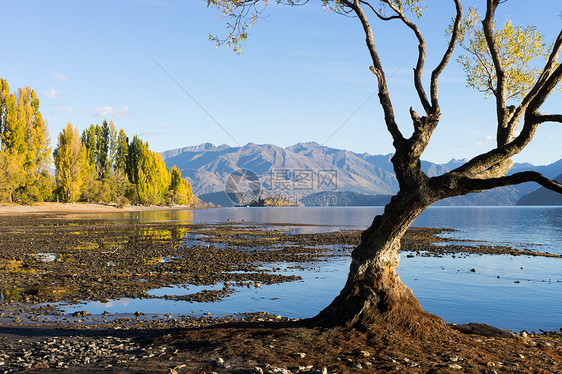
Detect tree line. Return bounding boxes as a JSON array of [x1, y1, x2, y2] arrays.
[[0, 78, 192, 206]]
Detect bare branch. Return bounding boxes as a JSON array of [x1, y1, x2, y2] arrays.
[[456, 171, 562, 195], [507, 30, 562, 133], [342, 0, 405, 145], [381, 0, 431, 114], [359, 1, 400, 21], [482, 0, 510, 144], [449, 15, 561, 179], [527, 60, 562, 113], [533, 114, 562, 124], [430, 0, 462, 114]]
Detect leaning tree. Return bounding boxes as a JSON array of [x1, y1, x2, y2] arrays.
[[207, 0, 562, 331]]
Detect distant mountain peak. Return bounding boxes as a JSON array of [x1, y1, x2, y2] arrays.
[[159, 141, 561, 206]]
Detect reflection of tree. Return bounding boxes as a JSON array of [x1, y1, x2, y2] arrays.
[[0, 288, 23, 303]]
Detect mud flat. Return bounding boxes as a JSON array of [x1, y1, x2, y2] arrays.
[[0, 211, 560, 373]]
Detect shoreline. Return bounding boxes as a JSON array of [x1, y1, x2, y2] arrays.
[[0, 202, 196, 214], [0, 211, 560, 372]]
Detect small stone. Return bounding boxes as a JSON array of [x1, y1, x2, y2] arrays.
[[270, 367, 291, 374], [448, 364, 462, 369], [72, 311, 90, 318]]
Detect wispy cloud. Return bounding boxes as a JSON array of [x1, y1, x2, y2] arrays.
[[115, 106, 132, 118], [89, 106, 114, 117], [51, 72, 68, 81], [88, 105, 132, 118], [475, 135, 494, 146], [139, 130, 165, 137], [50, 107, 73, 116], [42, 88, 59, 99]]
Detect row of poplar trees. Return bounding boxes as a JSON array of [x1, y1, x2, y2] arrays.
[[0, 79, 193, 206]]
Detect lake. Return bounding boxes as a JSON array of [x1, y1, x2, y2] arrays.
[[65, 206, 562, 332]]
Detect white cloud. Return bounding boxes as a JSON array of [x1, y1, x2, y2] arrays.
[[88, 105, 132, 118], [115, 106, 132, 118], [51, 72, 68, 81], [42, 88, 59, 99], [90, 106, 114, 117], [50, 107, 73, 115], [475, 135, 494, 146]]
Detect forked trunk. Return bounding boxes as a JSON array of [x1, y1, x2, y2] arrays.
[[308, 191, 448, 335]]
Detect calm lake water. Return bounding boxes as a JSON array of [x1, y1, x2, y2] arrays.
[[65, 206, 562, 332]]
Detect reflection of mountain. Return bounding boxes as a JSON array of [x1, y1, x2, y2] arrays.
[[160, 142, 562, 206], [517, 174, 562, 206], [301, 191, 392, 207]]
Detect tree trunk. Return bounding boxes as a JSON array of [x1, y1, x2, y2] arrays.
[[308, 190, 448, 335]]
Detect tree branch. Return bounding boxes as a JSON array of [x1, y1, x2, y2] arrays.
[[342, 0, 405, 145], [449, 25, 562, 179], [482, 0, 510, 145], [533, 114, 562, 124], [527, 61, 562, 113], [381, 0, 431, 114], [456, 171, 562, 195], [507, 30, 562, 134], [359, 1, 400, 21], [430, 0, 462, 114]]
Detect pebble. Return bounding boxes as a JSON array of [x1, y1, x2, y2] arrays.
[[0, 335, 140, 372]]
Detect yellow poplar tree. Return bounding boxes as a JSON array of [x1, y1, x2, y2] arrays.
[[169, 165, 193, 205], [53, 123, 87, 202]]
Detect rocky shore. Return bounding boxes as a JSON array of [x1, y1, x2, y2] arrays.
[[0, 209, 560, 373]]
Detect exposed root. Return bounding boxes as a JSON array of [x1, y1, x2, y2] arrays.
[[306, 269, 454, 341]]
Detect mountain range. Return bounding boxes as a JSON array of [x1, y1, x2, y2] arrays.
[[160, 142, 562, 207]]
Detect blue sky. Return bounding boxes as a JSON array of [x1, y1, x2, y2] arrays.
[[2, 0, 560, 165]]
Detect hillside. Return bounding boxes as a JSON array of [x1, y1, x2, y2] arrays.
[[517, 174, 562, 206], [161, 142, 561, 206]]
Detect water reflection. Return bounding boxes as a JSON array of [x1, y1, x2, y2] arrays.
[[66, 209, 194, 223], [0, 288, 23, 304], [57, 206, 562, 332]]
